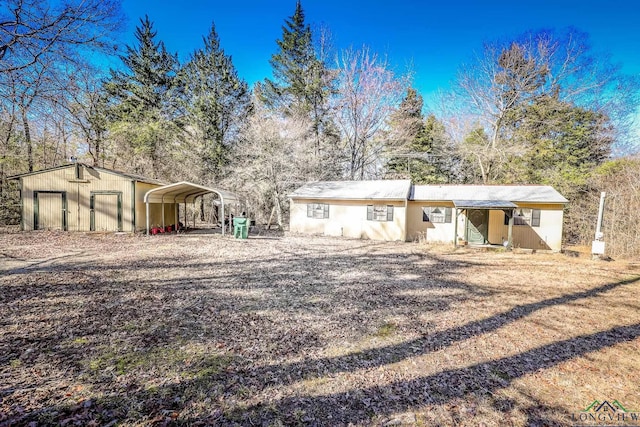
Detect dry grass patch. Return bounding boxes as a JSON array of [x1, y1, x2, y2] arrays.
[[0, 231, 639, 426]]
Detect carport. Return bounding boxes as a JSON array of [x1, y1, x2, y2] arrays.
[[143, 181, 240, 235]]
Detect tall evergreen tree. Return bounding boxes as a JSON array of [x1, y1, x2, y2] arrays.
[[386, 89, 452, 183], [105, 16, 180, 178], [506, 94, 612, 190], [258, 1, 337, 164], [260, 0, 316, 113], [181, 23, 251, 183], [386, 87, 426, 177]]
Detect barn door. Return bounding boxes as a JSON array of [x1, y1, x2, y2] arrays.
[[34, 191, 67, 230], [90, 192, 122, 231]]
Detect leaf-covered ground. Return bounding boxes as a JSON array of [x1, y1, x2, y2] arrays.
[[1, 230, 639, 426]]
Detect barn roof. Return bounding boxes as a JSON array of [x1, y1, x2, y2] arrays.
[[289, 180, 412, 200], [8, 163, 164, 185], [411, 185, 568, 204]]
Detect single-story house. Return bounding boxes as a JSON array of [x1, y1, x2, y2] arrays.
[[289, 180, 412, 241], [289, 181, 568, 251], [9, 163, 239, 233]]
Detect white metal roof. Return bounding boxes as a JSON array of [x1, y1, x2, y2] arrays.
[[411, 185, 568, 204], [289, 180, 412, 200], [144, 181, 240, 204]]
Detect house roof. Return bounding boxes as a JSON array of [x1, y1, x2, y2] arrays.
[[290, 180, 412, 200], [8, 163, 164, 185], [411, 185, 568, 204]]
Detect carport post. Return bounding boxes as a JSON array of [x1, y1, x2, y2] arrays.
[[161, 195, 165, 229], [174, 203, 178, 230], [146, 201, 150, 235], [220, 198, 225, 236]]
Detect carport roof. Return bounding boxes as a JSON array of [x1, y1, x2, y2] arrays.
[[144, 181, 240, 204]]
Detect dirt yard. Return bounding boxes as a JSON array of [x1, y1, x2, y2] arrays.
[[1, 230, 639, 426]]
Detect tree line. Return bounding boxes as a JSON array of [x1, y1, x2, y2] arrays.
[[1, 0, 638, 256]]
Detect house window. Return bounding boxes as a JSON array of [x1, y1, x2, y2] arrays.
[[504, 208, 541, 227], [307, 203, 329, 219], [423, 207, 452, 223], [367, 204, 394, 221]]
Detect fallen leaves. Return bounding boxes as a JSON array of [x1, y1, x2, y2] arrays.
[[0, 231, 639, 426]]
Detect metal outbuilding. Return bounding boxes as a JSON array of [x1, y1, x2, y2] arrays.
[[143, 182, 240, 235], [9, 164, 239, 234]]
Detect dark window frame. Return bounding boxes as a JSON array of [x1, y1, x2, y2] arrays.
[[307, 203, 329, 219], [423, 207, 452, 223], [504, 208, 541, 227], [367, 204, 394, 222]]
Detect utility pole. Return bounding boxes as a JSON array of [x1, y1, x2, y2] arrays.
[[591, 192, 606, 258]]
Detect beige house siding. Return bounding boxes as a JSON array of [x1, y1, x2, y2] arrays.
[[407, 201, 564, 251], [18, 165, 176, 232], [487, 203, 564, 251], [290, 198, 406, 241], [406, 201, 463, 243], [290, 183, 566, 250], [294, 199, 563, 250]]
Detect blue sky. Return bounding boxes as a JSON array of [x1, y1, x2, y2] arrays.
[[121, 0, 640, 112]]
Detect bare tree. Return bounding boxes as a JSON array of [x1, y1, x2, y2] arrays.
[[568, 157, 640, 258], [446, 28, 639, 183], [0, 0, 123, 73], [232, 100, 313, 228], [59, 65, 109, 166], [0, 0, 123, 190], [333, 46, 407, 180]]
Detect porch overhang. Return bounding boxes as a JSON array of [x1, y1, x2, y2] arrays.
[[452, 200, 517, 209], [452, 200, 517, 250]]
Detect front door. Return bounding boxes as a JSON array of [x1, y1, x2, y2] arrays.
[[467, 209, 488, 244]]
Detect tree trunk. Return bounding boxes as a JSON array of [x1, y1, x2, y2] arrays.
[[274, 191, 283, 229], [22, 109, 33, 172], [94, 134, 101, 166], [0, 118, 14, 195], [266, 206, 276, 230]]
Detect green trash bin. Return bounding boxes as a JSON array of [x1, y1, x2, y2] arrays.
[[233, 217, 248, 239]]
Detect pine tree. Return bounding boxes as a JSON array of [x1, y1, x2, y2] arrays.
[[181, 23, 251, 183], [104, 16, 180, 178], [386, 89, 452, 183], [261, 1, 316, 112], [507, 94, 612, 190], [258, 1, 337, 165]]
